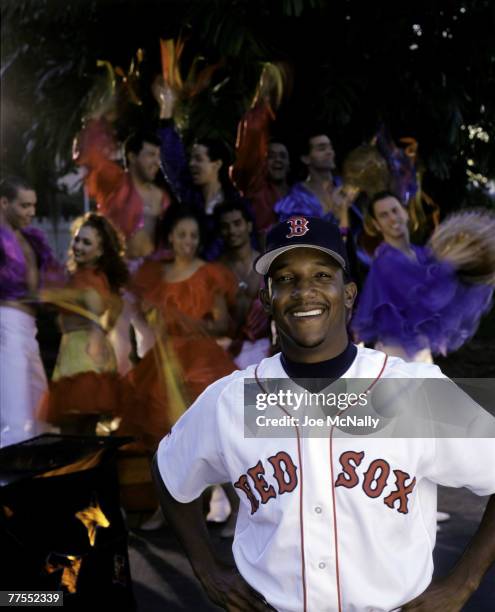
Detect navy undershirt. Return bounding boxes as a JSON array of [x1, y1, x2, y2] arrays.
[[280, 341, 357, 392]]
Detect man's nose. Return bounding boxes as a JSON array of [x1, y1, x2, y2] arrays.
[[291, 277, 317, 297]]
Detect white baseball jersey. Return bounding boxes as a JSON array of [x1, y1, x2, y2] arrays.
[[157, 346, 495, 612]]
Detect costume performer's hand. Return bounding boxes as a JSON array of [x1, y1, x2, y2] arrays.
[[400, 575, 473, 611], [331, 185, 359, 216], [201, 563, 276, 610], [152, 75, 176, 119]]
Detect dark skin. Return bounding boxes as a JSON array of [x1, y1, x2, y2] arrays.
[[259, 248, 356, 363], [400, 493, 495, 610], [153, 247, 495, 610], [218, 209, 260, 329]]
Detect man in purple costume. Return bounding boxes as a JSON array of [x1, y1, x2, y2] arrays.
[[0, 177, 57, 446], [274, 130, 365, 287], [153, 77, 249, 261], [351, 191, 493, 362], [274, 131, 357, 228]]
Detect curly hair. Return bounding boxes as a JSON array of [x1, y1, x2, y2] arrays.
[[160, 204, 205, 251], [68, 213, 129, 291]]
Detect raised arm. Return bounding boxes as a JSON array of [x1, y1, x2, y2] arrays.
[[74, 117, 124, 206], [232, 100, 274, 196], [152, 77, 191, 202]]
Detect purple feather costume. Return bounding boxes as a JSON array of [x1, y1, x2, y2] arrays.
[[0, 225, 59, 300], [351, 243, 493, 358]]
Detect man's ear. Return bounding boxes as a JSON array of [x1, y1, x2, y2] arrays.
[[259, 285, 272, 315], [344, 281, 358, 310]]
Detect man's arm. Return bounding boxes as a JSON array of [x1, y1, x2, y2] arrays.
[[74, 117, 124, 204], [402, 493, 495, 611], [151, 454, 272, 611], [152, 78, 192, 203], [232, 101, 274, 195]]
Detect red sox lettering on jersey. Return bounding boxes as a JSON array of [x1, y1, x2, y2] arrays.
[[335, 450, 417, 514], [234, 451, 298, 514], [286, 216, 310, 238], [235, 449, 416, 515]]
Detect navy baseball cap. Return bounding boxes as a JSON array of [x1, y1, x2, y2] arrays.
[[254, 216, 349, 275]]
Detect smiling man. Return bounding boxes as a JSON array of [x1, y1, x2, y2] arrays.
[[152, 216, 495, 611], [75, 123, 171, 259], [274, 131, 356, 228], [0, 176, 57, 446], [352, 191, 493, 364]]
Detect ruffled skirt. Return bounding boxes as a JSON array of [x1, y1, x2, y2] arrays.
[[39, 329, 121, 424], [117, 334, 237, 452]]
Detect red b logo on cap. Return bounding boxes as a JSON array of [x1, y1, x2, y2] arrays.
[[286, 216, 309, 238]]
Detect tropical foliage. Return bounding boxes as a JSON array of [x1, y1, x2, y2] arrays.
[[1, 0, 493, 216]]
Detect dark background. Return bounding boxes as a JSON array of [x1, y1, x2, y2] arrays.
[[1, 0, 494, 218]]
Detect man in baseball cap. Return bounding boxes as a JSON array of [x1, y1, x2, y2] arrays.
[[151, 215, 495, 612], [254, 215, 349, 276], [256, 216, 356, 367]]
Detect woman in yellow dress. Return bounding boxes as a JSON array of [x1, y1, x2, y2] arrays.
[[39, 213, 129, 434]]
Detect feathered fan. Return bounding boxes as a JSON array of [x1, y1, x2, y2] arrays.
[[429, 209, 495, 286]]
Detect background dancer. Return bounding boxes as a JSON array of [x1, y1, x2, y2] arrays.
[[0, 176, 58, 447], [232, 63, 291, 233], [118, 207, 238, 452], [351, 191, 494, 363], [215, 201, 270, 370], [39, 213, 128, 435]]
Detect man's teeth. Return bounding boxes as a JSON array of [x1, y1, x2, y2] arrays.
[[292, 309, 323, 318]]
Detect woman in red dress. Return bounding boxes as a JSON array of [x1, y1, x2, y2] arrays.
[[119, 207, 238, 452]]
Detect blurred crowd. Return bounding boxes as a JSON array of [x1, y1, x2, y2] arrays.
[[1, 60, 494, 531]]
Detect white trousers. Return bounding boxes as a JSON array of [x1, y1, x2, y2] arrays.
[[0, 306, 48, 447]]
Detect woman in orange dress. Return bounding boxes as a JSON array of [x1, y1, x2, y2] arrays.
[[119, 207, 238, 452], [39, 213, 129, 434]]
